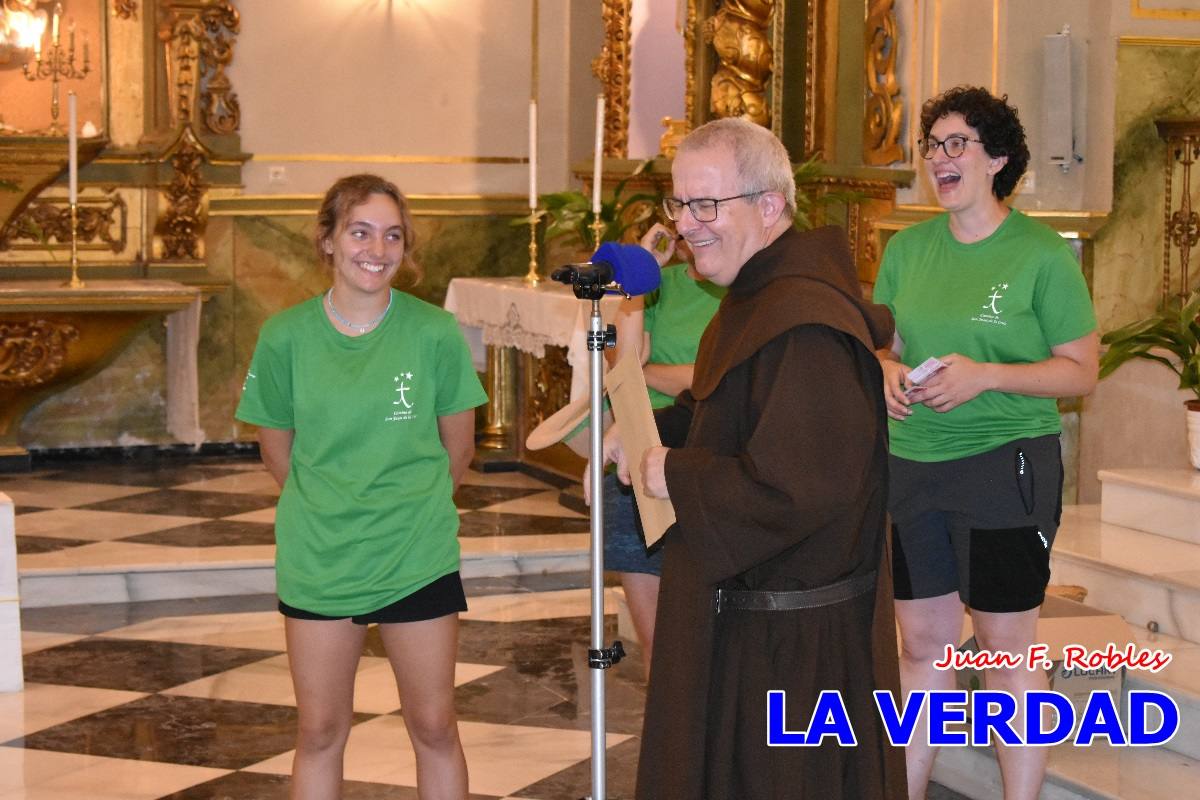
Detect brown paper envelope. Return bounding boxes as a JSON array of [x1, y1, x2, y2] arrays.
[[606, 353, 677, 547]]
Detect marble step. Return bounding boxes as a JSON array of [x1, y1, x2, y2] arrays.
[[16, 534, 591, 608], [932, 738, 1198, 800], [1121, 624, 1200, 761], [1050, 506, 1200, 645], [1098, 468, 1200, 545]]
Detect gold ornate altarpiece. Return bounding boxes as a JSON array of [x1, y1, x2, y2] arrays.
[[0, 1, 243, 460]]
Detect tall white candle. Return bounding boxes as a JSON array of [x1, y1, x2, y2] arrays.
[[592, 94, 605, 215], [68, 92, 78, 204], [51, 6, 60, 44], [528, 100, 538, 210]]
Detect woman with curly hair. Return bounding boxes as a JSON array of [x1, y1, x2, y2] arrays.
[[873, 87, 1098, 799]]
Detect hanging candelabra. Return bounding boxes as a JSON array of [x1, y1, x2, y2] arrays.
[[22, 3, 90, 135], [1155, 119, 1200, 303]]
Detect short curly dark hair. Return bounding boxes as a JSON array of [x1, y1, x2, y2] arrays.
[[920, 86, 1029, 201]]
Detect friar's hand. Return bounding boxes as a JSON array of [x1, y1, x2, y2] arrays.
[[641, 446, 670, 499]]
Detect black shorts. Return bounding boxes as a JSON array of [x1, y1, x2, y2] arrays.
[[278, 571, 468, 624], [888, 435, 1063, 613]]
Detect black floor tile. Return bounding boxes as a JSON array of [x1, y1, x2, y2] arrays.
[[19, 594, 280, 635], [457, 511, 590, 537], [15, 534, 92, 554], [23, 638, 278, 692], [160, 771, 500, 800], [124, 518, 276, 547], [78, 488, 277, 518], [461, 571, 590, 597], [38, 462, 252, 488], [10, 694, 340, 770], [453, 484, 547, 510], [511, 735, 640, 800]]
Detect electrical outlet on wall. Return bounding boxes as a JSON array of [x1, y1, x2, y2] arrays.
[[1020, 170, 1036, 194], [268, 166, 287, 185]]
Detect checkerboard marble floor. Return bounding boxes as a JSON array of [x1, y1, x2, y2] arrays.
[[2, 454, 643, 799], [1, 455, 973, 800]]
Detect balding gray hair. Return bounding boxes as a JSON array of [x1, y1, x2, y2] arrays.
[[677, 117, 797, 219]]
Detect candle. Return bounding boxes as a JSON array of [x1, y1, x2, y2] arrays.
[[528, 100, 538, 210], [51, 5, 60, 44], [68, 92, 78, 204], [592, 94, 605, 216]]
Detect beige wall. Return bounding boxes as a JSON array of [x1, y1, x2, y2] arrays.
[[894, 0, 1200, 213], [228, 0, 604, 198]]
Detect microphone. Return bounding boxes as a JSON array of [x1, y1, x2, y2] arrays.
[[550, 242, 662, 297]]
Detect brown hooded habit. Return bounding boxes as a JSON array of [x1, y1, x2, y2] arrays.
[[636, 225, 906, 800]]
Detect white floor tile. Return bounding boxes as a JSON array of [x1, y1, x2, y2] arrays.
[[102, 611, 287, 650], [246, 716, 630, 797], [462, 588, 618, 622], [222, 507, 276, 524], [16, 509, 207, 542], [0, 744, 226, 799], [478, 490, 586, 518], [0, 683, 146, 740], [165, 653, 502, 714], [0, 481, 156, 510], [172, 472, 281, 496]]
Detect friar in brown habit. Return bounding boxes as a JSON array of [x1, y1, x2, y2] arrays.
[[603, 118, 907, 799]]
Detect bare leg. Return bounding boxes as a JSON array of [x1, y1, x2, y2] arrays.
[[378, 614, 468, 800], [285, 617, 368, 800], [619, 571, 661, 678], [895, 592, 965, 800], [973, 607, 1048, 800]]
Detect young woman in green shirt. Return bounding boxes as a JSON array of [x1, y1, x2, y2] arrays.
[[238, 175, 486, 799]]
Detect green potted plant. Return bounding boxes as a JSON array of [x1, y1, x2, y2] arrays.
[[523, 159, 660, 253], [1099, 289, 1200, 469], [791, 153, 865, 232]]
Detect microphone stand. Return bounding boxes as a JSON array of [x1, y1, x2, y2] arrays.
[[554, 266, 625, 800]]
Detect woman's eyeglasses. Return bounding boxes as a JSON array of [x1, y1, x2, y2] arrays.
[[917, 135, 984, 159]]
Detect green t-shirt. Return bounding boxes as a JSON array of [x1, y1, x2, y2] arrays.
[[642, 263, 726, 408], [235, 290, 488, 615], [873, 210, 1096, 462]]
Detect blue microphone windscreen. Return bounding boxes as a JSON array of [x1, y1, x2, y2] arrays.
[[592, 242, 661, 296]]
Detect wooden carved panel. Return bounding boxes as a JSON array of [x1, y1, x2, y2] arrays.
[[158, 128, 208, 260], [157, 0, 241, 135], [704, 0, 775, 126], [0, 320, 79, 388], [593, 0, 632, 157], [864, 0, 903, 165], [0, 193, 128, 253]]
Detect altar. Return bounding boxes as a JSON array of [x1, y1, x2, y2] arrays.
[[444, 276, 624, 474]]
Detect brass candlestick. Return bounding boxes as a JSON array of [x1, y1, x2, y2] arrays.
[[589, 217, 606, 250], [523, 213, 541, 286], [23, 5, 91, 135], [65, 201, 84, 288]]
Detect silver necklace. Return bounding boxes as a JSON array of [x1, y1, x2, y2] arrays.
[[326, 288, 392, 333]]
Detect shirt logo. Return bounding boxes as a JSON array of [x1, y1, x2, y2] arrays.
[[242, 370, 256, 392], [387, 371, 417, 422], [971, 283, 1009, 326]]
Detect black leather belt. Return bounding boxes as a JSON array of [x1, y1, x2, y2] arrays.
[[714, 570, 877, 614]]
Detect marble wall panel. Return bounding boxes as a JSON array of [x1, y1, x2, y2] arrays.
[[18, 211, 526, 449], [1092, 43, 1200, 330]]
